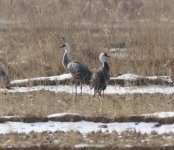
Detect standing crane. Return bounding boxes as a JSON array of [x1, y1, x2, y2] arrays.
[[0, 68, 10, 89], [90, 53, 111, 97], [60, 43, 92, 95], [162, 60, 174, 82]]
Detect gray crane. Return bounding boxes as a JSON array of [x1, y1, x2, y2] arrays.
[[0, 67, 10, 89], [60, 43, 92, 95], [90, 53, 111, 97], [162, 60, 174, 82]]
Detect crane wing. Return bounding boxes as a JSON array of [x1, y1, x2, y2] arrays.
[[67, 61, 92, 83]]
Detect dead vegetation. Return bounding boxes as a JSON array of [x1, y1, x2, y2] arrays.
[[0, 92, 174, 118], [0, 0, 174, 81], [1, 23, 174, 80], [0, 1, 174, 149], [0, 130, 174, 150]]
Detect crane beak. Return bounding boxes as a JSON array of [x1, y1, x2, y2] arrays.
[[60, 44, 65, 48], [105, 53, 111, 58]]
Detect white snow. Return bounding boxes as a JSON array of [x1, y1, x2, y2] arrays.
[[1, 116, 19, 119], [112, 73, 140, 80], [1, 85, 174, 95], [146, 76, 172, 82], [48, 112, 174, 119], [47, 113, 81, 118], [0, 73, 173, 95], [0, 120, 173, 135], [10, 73, 172, 85], [112, 73, 172, 82], [74, 144, 105, 148], [0, 112, 174, 135], [143, 112, 174, 118], [10, 73, 72, 84]]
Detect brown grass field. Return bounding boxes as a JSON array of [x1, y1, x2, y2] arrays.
[[0, 0, 174, 79], [1, 0, 174, 149], [1, 92, 174, 118], [0, 92, 174, 149]]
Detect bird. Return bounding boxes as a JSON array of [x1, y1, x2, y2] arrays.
[[90, 52, 111, 97], [0, 67, 10, 89], [60, 43, 92, 95], [162, 60, 174, 82]]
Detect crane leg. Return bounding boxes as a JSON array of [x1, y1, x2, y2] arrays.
[[80, 81, 83, 100], [80, 82, 82, 95], [93, 91, 96, 98], [102, 90, 104, 98], [75, 82, 77, 98], [98, 91, 101, 98]]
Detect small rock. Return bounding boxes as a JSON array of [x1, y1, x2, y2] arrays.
[[98, 124, 108, 128]]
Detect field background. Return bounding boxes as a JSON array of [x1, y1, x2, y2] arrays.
[[1, 1, 174, 149], [0, 0, 174, 117], [0, 0, 174, 80]]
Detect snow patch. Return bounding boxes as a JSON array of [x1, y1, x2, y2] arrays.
[[0, 112, 174, 135], [47, 113, 81, 118], [143, 112, 174, 118], [74, 144, 105, 148], [0, 121, 174, 135], [112, 73, 140, 80], [2, 85, 174, 95], [112, 73, 172, 82], [10, 73, 72, 84], [146, 76, 172, 82], [1, 116, 19, 119], [1, 73, 173, 95], [10, 73, 172, 85]]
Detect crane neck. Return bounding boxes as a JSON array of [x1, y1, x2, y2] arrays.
[[63, 50, 70, 68], [102, 62, 109, 71]]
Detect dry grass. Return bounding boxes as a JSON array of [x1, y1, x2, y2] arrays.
[[0, 91, 174, 118], [1, 129, 174, 149], [1, 22, 174, 80], [0, 0, 174, 81], [1, 1, 174, 149], [0, 0, 173, 125]]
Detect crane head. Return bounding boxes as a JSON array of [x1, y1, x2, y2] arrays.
[[60, 43, 70, 52]]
